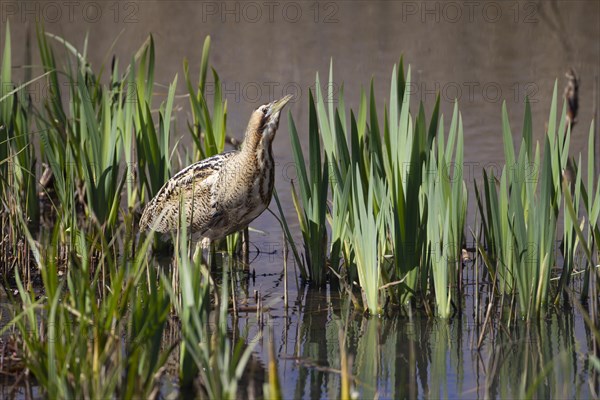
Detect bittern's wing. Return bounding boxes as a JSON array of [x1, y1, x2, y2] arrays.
[[139, 151, 237, 232]]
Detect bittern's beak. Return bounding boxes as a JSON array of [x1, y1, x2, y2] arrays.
[[265, 94, 293, 118]]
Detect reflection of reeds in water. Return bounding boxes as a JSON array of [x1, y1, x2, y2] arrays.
[[283, 295, 595, 398], [332, 306, 593, 397], [481, 316, 578, 398]]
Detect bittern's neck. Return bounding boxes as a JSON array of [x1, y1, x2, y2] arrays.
[[241, 130, 272, 161], [241, 128, 259, 153], [242, 131, 264, 156]]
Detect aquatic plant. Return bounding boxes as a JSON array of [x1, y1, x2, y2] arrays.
[[165, 217, 258, 399], [287, 90, 329, 286], [350, 165, 385, 314], [0, 22, 39, 226], [287, 60, 462, 315], [2, 214, 171, 398], [184, 36, 247, 255], [474, 84, 595, 318], [426, 103, 467, 318], [34, 28, 128, 232], [133, 37, 176, 209]]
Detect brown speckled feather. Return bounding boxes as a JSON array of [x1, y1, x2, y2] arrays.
[[138, 95, 292, 243], [139, 151, 236, 235]]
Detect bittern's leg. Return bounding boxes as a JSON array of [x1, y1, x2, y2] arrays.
[[192, 242, 202, 265], [192, 238, 211, 265], [202, 238, 216, 269], [242, 228, 250, 268]]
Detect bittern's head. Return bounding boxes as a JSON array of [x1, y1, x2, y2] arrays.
[[248, 95, 293, 142]]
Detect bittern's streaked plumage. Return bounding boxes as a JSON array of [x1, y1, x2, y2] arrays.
[[139, 95, 293, 242]]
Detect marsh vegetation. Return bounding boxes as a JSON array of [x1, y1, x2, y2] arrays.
[[0, 25, 598, 398]]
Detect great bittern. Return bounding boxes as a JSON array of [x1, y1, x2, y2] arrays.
[[139, 95, 293, 245]]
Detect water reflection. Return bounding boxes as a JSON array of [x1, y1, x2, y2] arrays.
[[239, 284, 594, 399]]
